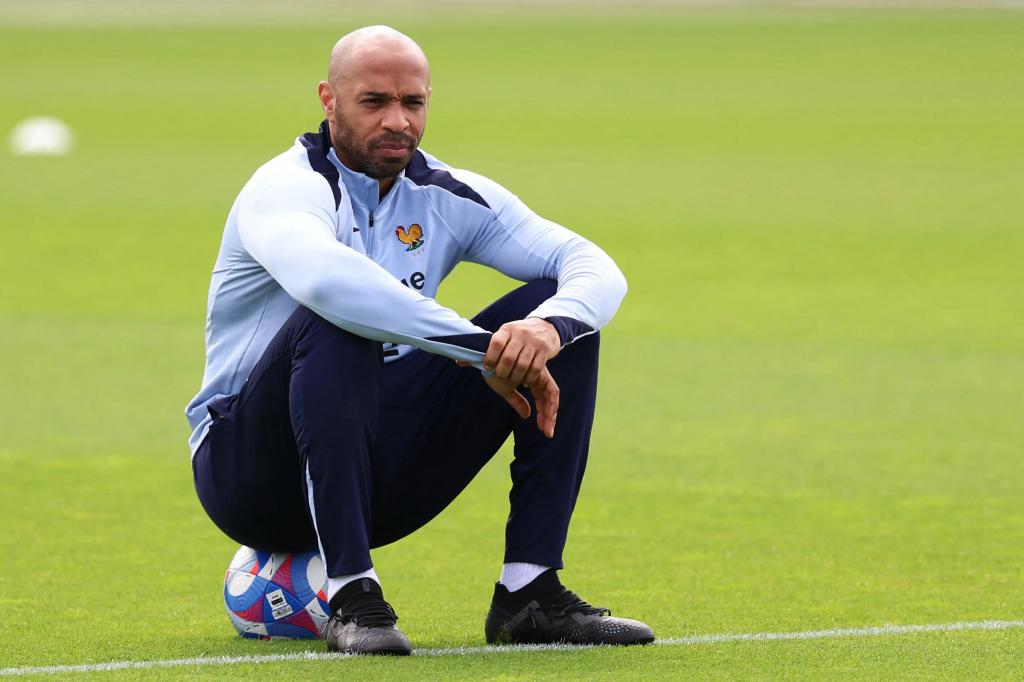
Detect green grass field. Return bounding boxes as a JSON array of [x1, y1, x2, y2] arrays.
[[1, 3, 1023, 679]]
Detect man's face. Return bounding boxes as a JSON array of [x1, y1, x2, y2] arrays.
[[319, 47, 430, 179]]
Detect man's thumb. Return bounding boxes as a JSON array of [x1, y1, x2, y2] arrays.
[[505, 389, 531, 420]]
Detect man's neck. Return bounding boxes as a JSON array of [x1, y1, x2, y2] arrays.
[[377, 177, 396, 200]]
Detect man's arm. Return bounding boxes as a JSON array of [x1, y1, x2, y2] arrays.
[[452, 169, 628, 384], [236, 173, 493, 366]]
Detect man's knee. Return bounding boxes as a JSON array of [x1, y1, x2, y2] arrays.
[[519, 278, 558, 303], [286, 306, 382, 361], [473, 279, 559, 331]]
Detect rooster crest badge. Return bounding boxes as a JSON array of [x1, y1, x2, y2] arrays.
[[395, 223, 424, 251]]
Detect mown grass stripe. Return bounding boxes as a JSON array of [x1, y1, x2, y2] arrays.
[[2, 620, 1022, 676]]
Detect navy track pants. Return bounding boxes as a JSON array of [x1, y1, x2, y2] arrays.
[[192, 280, 599, 578]]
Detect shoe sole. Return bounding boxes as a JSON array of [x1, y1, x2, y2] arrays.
[[485, 630, 657, 647], [354, 647, 411, 656], [330, 644, 412, 656]]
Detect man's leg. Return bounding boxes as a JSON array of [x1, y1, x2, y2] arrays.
[[193, 305, 379, 573], [367, 279, 652, 645], [192, 305, 411, 654], [368, 279, 594, 564]]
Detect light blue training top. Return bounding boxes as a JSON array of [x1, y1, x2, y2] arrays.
[[184, 122, 627, 456]]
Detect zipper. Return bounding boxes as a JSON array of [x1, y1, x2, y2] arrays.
[[364, 212, 375, 255], [364, 178, 397, 255]]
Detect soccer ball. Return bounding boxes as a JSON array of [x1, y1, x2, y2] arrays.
[[223, 546, 331, 639]]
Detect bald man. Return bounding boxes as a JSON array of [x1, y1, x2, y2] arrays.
[[186, 26, 654, 655]]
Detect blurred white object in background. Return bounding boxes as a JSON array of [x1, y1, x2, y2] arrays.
[[9, 116, 74, 156]]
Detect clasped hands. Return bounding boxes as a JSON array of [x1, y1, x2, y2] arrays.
[[458, 318, 561, 438]]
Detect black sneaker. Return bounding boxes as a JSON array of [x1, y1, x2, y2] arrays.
[[324, 578, 412, 655], [484, 569, 655, 646]]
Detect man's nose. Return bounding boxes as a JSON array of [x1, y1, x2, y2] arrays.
[[381, 104, 410, 132]]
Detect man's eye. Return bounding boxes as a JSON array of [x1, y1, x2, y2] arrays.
[[361, 99, 383, 106]]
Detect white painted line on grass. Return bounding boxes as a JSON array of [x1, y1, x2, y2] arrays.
[[2, 619, 1022, 676]]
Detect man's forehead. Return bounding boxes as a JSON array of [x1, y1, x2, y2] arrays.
[[333, 37, 429, 89], [343, 61, 429, 96], [347, 75, 428, 96]]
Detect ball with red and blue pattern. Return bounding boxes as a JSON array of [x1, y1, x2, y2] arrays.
[[223, 546, 332, 639]]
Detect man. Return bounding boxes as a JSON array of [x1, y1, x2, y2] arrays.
[[186, 25, 654, 655]]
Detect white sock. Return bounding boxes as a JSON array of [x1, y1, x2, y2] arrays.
[[500, 562, 551, 592], [326, 567, 380, 603]]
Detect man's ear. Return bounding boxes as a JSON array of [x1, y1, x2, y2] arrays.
[[318, 81, 334, 116]]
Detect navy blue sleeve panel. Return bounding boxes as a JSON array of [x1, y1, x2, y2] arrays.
[[544, 316, 597, 349], [437, 164, 628, 346], [234, 171, 493, 366], [422, 332, 492, 354]]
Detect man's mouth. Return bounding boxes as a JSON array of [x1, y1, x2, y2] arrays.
[[372, 137, 414, 153]]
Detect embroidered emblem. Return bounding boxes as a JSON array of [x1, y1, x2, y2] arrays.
[[395, 223, 424, 251]]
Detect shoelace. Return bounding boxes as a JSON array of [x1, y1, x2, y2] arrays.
[[340, 592, 399, 628], [550, 587, 611, 617]]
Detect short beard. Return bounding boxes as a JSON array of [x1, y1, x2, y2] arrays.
[[330, 111, 418, 179]]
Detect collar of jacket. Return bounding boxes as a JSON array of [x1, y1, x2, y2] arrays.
[[328, 147, 407, 215]]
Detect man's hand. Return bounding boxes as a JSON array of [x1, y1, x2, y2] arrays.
[[484, 366, 559, 438], [483, 318, 561, 388]]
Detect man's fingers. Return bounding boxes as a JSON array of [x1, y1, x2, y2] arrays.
[[503, 387, 531, 420], [494, 341, 524, 380], [507, 348, 535, 387], [484, 373, 532, 420], [522, 353, 546, 388], [484, 326, 511, 371], [532, 370, 559, 438], [482, 319, 562, 433], [537, 398, 557, 437]]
